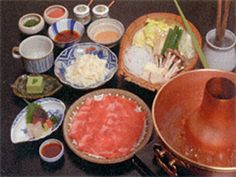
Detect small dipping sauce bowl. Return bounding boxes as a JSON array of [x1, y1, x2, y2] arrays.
[[18, 13, 45, 35], [39, 138, 64, 163], [92, 4, 109, 21], [48, 18, 85, 48], [73, 4, 91, 26], [87, 18, 124, 48], [43, 5, 68, 25]]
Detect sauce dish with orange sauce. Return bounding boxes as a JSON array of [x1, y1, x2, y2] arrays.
[[87, 18, 125, 48]]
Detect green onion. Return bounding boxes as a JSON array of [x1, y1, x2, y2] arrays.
[[161, 26, 183, 54], [161, 28, 173, 54], [174, 28, 183, 49], [173, 0, 209, 68]]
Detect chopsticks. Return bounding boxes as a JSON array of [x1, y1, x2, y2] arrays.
[[108, 0, 116, 8], [87, 0, 94, 6], [216, 0, 232, 43], [87, 0, 116, 8]]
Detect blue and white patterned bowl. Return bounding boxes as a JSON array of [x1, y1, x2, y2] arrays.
[[48, 18, 85, 48], [54, 42, 118, 89], [10, 97, 66, 144]]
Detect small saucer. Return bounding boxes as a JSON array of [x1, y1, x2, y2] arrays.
[[39, 138, 64, 163]]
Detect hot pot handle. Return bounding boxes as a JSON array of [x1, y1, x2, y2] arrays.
[[153, 144, 179, 177]]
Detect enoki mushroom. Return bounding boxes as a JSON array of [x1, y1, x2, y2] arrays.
[[143, 49, 185, 83], [161, 49, 185, 79]]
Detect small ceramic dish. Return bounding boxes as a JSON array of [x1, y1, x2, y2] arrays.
[[48, 18, 85, 48], [18, 13, 45, 35], [87, 18, 125, 48], [11, 74, 62, 100], [54, 42, 118, 89], [10, 97, 66, 144], [43, 4, 68, 25], [39, 138, 64, 163]]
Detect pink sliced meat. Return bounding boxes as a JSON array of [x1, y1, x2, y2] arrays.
[[68, 94, 146, 159]]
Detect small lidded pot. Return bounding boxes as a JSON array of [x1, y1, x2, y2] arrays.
[[73, 4, 91, 26], [92, 4, 109, 21], [39, 139, 64, 163]]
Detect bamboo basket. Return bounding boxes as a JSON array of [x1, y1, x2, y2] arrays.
[[118, 13, 202, 91]]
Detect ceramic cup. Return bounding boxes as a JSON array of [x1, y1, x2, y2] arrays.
[[12, 35, 54, 73], [203, 29, 236, 71], [73, 4, 91, 25], [92, 4, 109, 21]]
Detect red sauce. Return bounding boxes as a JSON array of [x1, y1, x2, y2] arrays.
[[47, 7, 65, 18], [41, 143, 62, 158], [54, 30, 80, 44]]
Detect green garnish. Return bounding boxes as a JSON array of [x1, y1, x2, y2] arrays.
[[32, 78, 38, 84], [161, 26, 183, 54], [24, 19, 40, 27], [24, 99, 42, 124], [49, 114, 58, 124], [173, 0, 209, 68], [24, 99, 58, 125]]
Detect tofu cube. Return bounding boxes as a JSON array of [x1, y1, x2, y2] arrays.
[[26, 76, 44, 94]]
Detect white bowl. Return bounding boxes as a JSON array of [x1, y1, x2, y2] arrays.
[[87, 18, 125, 48], [39, 138, 64, 163], [18, 13, 45, 35], [43, 5, 68, 25]]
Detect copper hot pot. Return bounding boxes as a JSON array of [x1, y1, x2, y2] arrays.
[[152, 69, 236, 176]]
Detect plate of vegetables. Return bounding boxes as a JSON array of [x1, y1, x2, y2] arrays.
[[10, 97, 66, 144], [118, 13, 202, 91]]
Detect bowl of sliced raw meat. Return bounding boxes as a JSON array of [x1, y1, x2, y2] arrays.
[[63, 88, 153, 164]]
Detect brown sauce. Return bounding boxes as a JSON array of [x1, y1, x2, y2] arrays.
[[41, 142, 62, 158], [95, 31, 119, 43], [54, 30, 80, 44]]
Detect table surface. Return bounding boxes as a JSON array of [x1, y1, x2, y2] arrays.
[[1, 0, 235, 176]]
